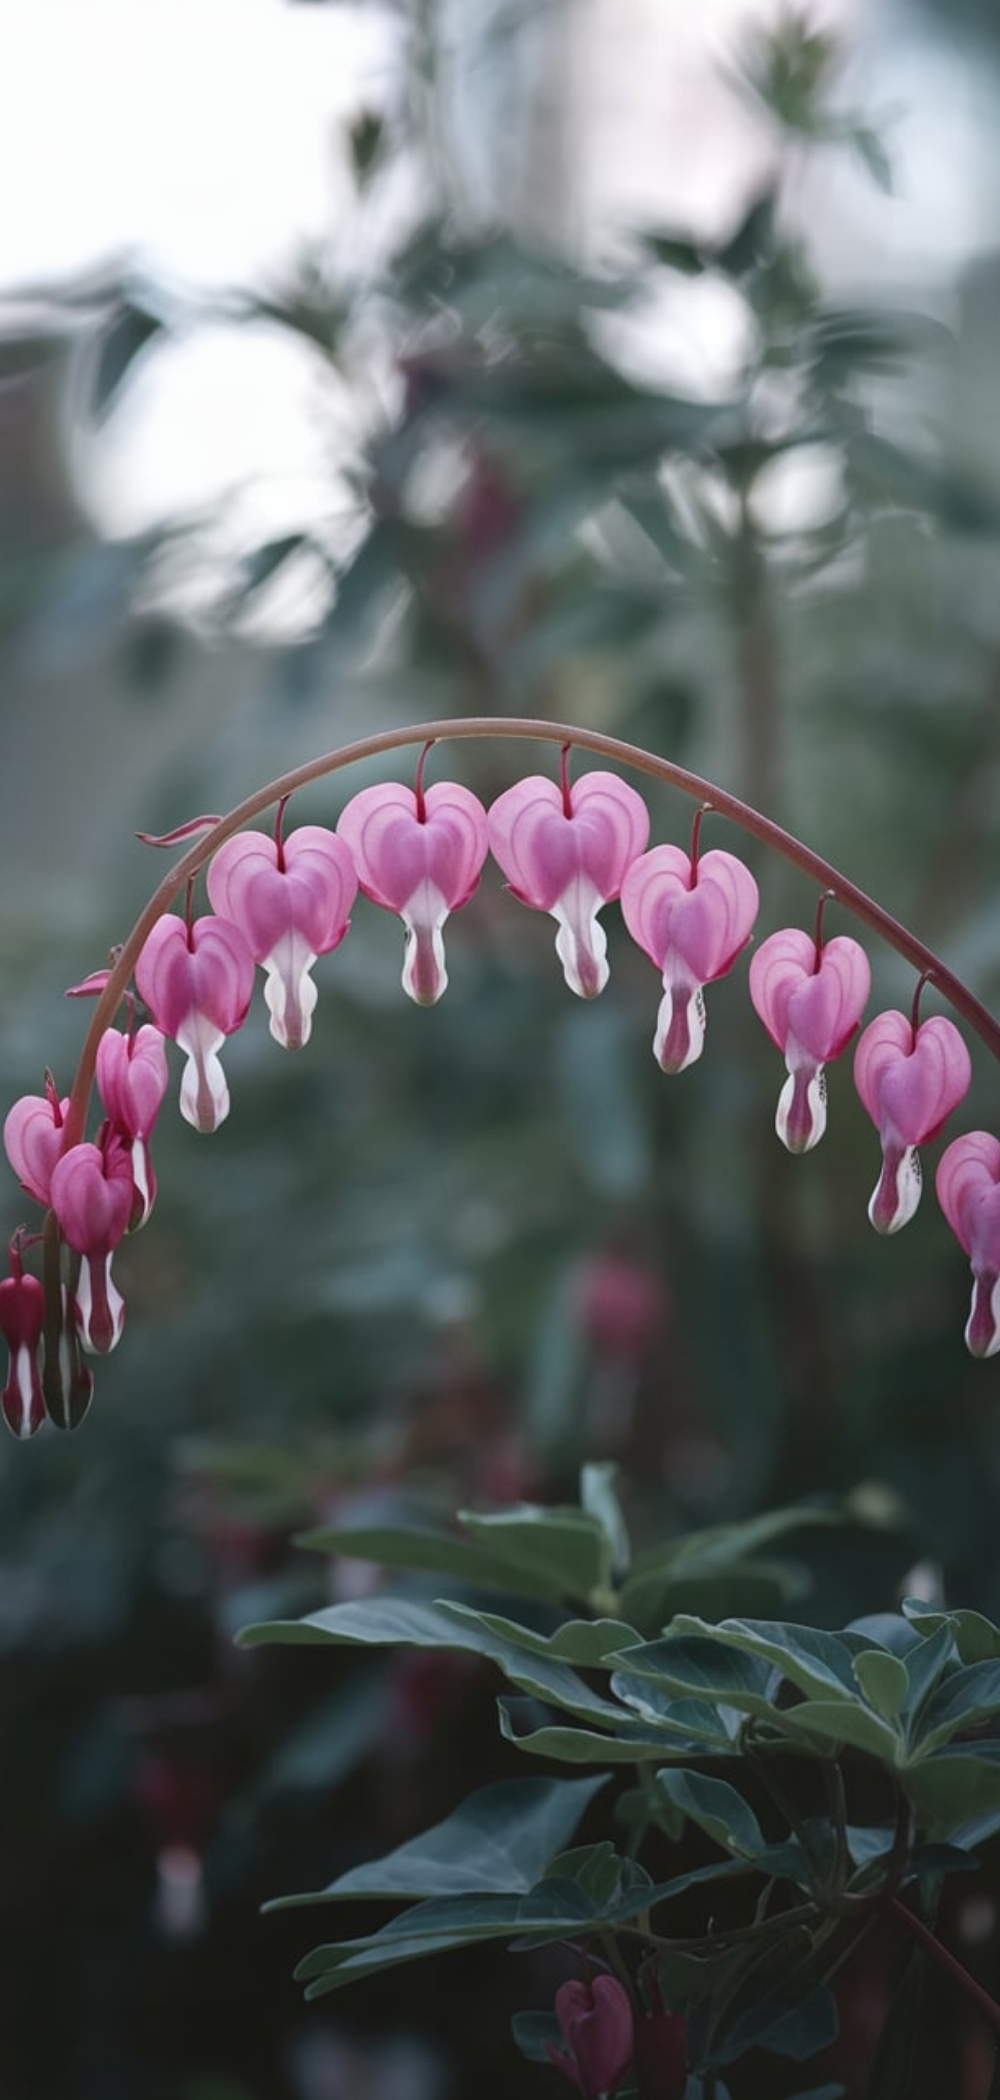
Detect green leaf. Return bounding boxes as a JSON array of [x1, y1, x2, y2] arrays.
[[457, 1505, 608, 1601], [580, 1464, 631, 1585], [912, 1660, 1000, 1755], [852, 1649, 908, 1724], [606, 1632, 777, 1717], [715, 190, 777, 276], [610, 1675, 742, 1748], [902, 1602, 1000, 1665], [511, 2008, 562, 2065], [901, 1625, 959, 1727], [238, 1595, 631, 1727], [772, 1699, 900, 1761], [850, 124, 894, 194], [498, 1698, 711, 1765], [292, 1519, 572, 1603], [265, 1773, 608, 1907], [669, 1618, 861, 1701], [642, 231, 706, 274], [654, 1769, 766, 1859], [544, 1841, 622, 1909], [902, 1748, 1000, 1836], [711, 1973, 839, 2065], [441, 1601, 642, 1669], [293, 1881, 597, 1997]]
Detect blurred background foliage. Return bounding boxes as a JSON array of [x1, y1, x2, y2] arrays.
[[3, 1, 1000, 2094]]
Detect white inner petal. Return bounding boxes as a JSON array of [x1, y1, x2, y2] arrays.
[[176, 1014, 230, 1132], [75, 1253, 125, 1354], [654, 980, 705, 1073], [552, 886, 609, 1000], [262, 932, 319, 1050], [868, 1143, 922, 1234], [776, 1064, 827, 1154], [401, 883, 449, 1006]]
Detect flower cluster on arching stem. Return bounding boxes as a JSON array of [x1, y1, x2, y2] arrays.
[[2, 743, 996, 1436]]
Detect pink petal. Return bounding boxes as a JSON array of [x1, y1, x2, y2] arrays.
[[0, 1270, 46, 1439], [208, 827, 357, 959], [937, 1133, 1000, 1359], [136, 914, 255, 1042], [96, 1025, 170, 1138], [4, 1089, 71, 1207], [750, 931, 870, 1154], [854, 1013, 971, 1147], [487, 772, 649, 997], [337, 781, 488, 1005], [50, 1142, 132, 1256], [621, 845, 759, 1072]]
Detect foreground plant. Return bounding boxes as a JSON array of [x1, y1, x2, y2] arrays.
[[238, 1466, 1000, 2097], [3, 714, 1000, 1433]]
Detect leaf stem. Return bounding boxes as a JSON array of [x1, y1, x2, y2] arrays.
[[889, 1895, 1000, 2036]]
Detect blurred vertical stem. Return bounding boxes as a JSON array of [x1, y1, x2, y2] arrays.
[[730, 486, 782, 823]]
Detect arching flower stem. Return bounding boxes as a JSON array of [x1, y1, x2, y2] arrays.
[[59, 714, 1000, 1157], [910, 966, 935, 1042]]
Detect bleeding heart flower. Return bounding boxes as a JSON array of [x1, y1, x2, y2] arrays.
[[135, 913, 254, 1132], [545, 1976, 634, 2099], [854, 1010, 972, 1233], [4, 1073, 70, 1206], [206, 823, 357, 1049], [0, 1239, 46, 1440], [487, 770, 649, 998], [620, 842, 759, 1071], [337, 779, 488, 1005], [749, 927, 871, 1152], [50, 1133, 133, 1352], [937, 1132, 1000, 1358], [96, 1024, 170, 1225]]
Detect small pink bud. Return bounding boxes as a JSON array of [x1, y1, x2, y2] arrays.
[[96, 1024, 170, 1226], [337, 780, 488, 1005], [487, 771, 649, 998], [4, 1074, 70, 1206], [545, 1976, 634, 2099], [0, 1244, 45, 1440], [206, 824, 357, 1050], [854, 1010, 972, 1233], [937, 1133, 1000, 1358], [135, 913, 254, 1132], [620, 843, 759, 1071], [749, 928, 871, 1152], [50, 1137, 133, 1353]]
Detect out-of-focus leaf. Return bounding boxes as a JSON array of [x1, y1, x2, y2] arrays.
[[850, 124, 894, 194], [902, 1746, 1000, 1835], [293, 1518, 576, 1601], [456, 1504, 609, 1601], [641, 231, 707, 274], [710, 1973, 839, 2065], [91, 299, 164, 420]]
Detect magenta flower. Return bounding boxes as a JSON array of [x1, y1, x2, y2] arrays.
[[854, 1010, 972, 1233], [545, 1976, 634, 2099], [96, 1024, 170, 1226], [937, 1132, 1000, 1357], [749, 928, 871, 1152], [337, 780, 488, 1005], [633, 1974, 687, 2100], [50, 1135, 133, 1353], [487, 771, 649, 998], [135, 913, 255, 1132], [206, 824, 357, 1050], [620, 843, 759, 1071], [0, 1240, 46, 1440], [4, 1073, 70, 1207]]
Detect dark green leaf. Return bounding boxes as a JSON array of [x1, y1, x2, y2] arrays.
[[902, 1602, 1000, 1665], [511, 2009, 562, 2064], [606, 1632, 776, 1716], [913, 1660, 1000, 1753], [292, 1519, 574, 1602], [293, 1881, 598, 1996], [654, 1769, 767, 1858], [457, 1505, 608, 1601], [265, 1772, 607, 1907], [712, 1973, 839, 2065], [498, 1697, 712, 1764], [544, 1840, 621, 1908], [852, 1649, 908, 1724], [903, 1748, 1000, 1836], [642, 231, 707, 274]]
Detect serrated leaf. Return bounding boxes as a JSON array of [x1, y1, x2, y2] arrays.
[[902, 1602, 1000, 1665], [265, 1772, 608, 1908], [442, 1601, 642, 1669]]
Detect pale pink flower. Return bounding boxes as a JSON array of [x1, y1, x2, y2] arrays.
[[0, 1241, 45, 1439], [337, 780, 488, 1005], [206, 824, 357, 1049], [4, 1073, 70, 1206], [937, 1132, 1000, 1358], [96, 1024, 170, 1225], [50, 1135, 133, 1353], [620, 843, 759, 1071], [135, 913, 254, 1132], [749, 928, 871, 1152], [854, 1010, 972, 1233], [487, 771, 649, 998]]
